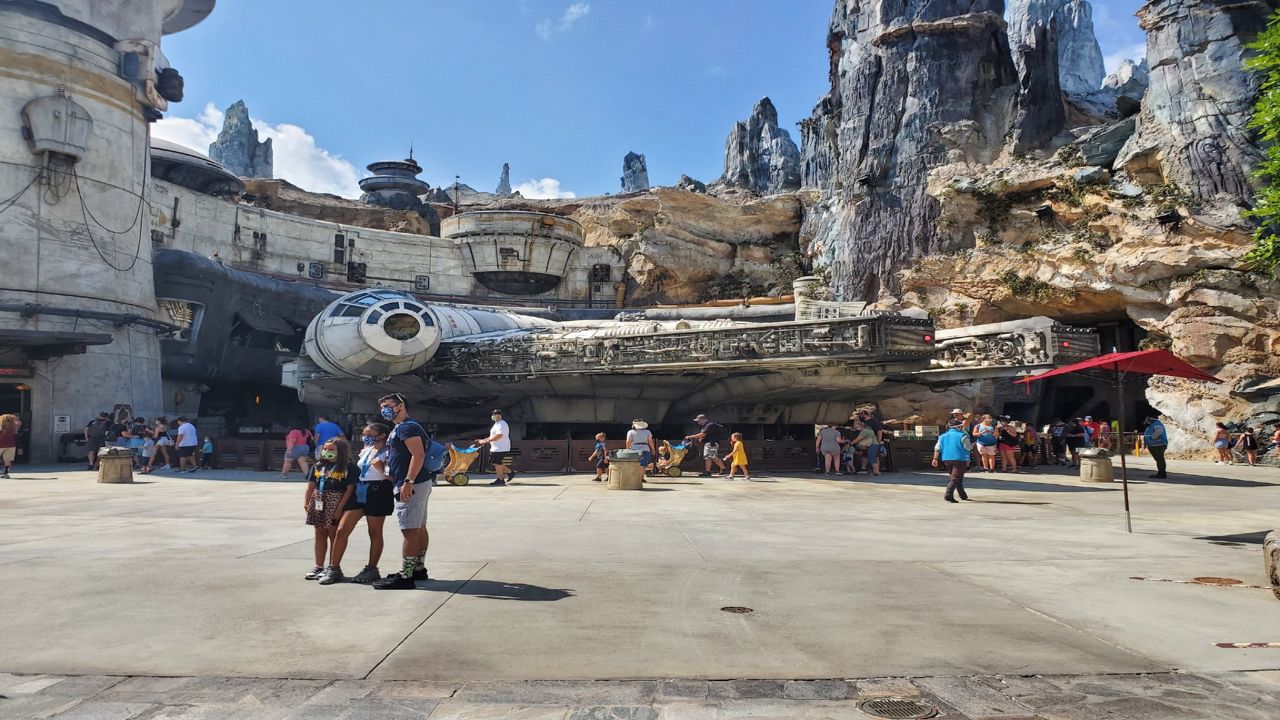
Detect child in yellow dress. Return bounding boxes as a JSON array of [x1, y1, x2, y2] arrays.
[[722, 432, 751, 481]]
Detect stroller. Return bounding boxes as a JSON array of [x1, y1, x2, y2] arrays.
[[442, 443, 481, 486], [657, 440, 689, 477]]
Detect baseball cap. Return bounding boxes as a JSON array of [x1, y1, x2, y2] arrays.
[[1084, 415, 1093, 420], [950, 408, 964, 414], [946, 419, 964, 428], [693, 414, 708, 422], [490, 409, 503, 415]]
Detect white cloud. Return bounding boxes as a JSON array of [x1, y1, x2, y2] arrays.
[[536, 2, 590, 40], [513, 178, 576, 199], [152, 102, 361, 198], [1104, 41, 1147, 75]]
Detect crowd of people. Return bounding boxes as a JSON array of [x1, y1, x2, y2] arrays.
[[81, 413, 208, 474]]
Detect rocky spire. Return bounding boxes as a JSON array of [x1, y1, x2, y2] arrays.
[[1011, 23, 1066, 153], [621, 151, 649, 193], [1007, 0, 1106, 97], [1116, 0, 1270, 204], [495, 163, 512, 195], [208, 100, 272, 178], [720, 97, 801, 194], [1101, 58, 1150, 118], [799, 0, 1017, 300]]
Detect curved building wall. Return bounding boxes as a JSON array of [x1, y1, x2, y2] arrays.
[[149, 179, 621, 304], [0, 1, 199, 461]]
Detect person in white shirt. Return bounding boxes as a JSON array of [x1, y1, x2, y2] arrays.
[[174, 417, 199, 473], [475, 408, 515, 486]]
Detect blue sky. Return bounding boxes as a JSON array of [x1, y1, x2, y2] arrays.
[[154, 1, 1147, 199]]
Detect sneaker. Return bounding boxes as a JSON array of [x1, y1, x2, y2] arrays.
[[945, 497, 959, 503], [412, 567, 429, 581], [351, 566, 381, 584], [506, 471, 518, 483], [373, 573, 417, 590], [489, 478, 506, 486], [1, 473, 8, 479], [318, 566, 344, 585], [960, 495, 972, 501], [304, 565, 324, 580], [161, 464, 171, 470], [697, 472, 712, 478]]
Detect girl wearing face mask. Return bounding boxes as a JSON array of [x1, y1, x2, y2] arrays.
[[304, 438, 357, 585], [334, 423, 395, 584]]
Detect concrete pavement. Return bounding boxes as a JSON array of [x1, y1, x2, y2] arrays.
[[0, 456, 1278, 718]]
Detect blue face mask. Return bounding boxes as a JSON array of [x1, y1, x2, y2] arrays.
[[362, 436, 376, 447], [380, 406, 397, 421]]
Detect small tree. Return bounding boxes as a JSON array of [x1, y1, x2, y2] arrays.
[[1245, 9, 1280, 275]]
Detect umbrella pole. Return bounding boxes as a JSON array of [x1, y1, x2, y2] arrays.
[[1116, 375, 1132, 533]]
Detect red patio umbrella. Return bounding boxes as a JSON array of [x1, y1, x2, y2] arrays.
[[1015, 349, 1222, 532]]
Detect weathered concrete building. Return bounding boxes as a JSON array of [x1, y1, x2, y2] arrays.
[[0, 0, 213, 462]]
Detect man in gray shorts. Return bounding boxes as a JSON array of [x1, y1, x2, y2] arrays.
[[372, 393, 434, 590], [684, 413, 728, 478]]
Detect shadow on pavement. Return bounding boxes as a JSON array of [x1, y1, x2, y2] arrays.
[[427, 579, 575, 601], [839, 472, 1118, 494], [1196, 530, 1272, 545], [1141, 475, 1279, 488]]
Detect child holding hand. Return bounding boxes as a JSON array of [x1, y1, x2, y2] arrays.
[[722, 432, 751, 481]]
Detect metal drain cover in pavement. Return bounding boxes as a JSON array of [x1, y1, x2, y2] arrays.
[[720, 606, 753, 614], [858, 697, 938, 719]]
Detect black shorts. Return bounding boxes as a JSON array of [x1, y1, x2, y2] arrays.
[[347, 480, 394, 517], [177, 446, 196, 458], [489, 451, 512, 468]]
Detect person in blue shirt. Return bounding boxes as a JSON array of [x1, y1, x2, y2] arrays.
[[1143, 416, 1168, 478], [932, 419, 974, 503], [313, 416, 344, 459]]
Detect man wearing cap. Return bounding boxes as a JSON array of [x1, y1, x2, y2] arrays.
[[932, 419, 973, 502], [476, 409, 515, 486], [949, 408, 970, 431], [684, 414, 728, 478], [1143, 415, 1168, 479]]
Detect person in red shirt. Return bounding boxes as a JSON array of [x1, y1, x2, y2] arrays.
[[1081, 416, 1102, 447], [0, 414, 19, 478]]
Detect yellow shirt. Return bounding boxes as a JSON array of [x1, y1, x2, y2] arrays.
[[730, 440, 748, 465]]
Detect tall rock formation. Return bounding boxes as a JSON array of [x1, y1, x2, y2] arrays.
[[1011, 22, 1066, 153], [719, 97, 801, 194], [1100, 58, 1149, 117], [495, 163, 512, 195], [1007, 0, 1106, 97], [621, 151, 649, 193], [208, 100, 272, 178], [799, 0, 1018, 300], [1117, 0, 1272, 204]]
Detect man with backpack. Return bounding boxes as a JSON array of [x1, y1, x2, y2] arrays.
[[372, 393, 440, 590], [932, 419, 974, 503], [84, 412, 111, 470]]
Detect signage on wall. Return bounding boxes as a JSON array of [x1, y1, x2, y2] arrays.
[[54, 415, 70, 433], [0, 365, 33, 378]]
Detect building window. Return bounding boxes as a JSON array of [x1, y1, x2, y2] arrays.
[[334, 234, 345, 263]]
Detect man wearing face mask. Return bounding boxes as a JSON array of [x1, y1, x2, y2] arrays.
[[372, 393, 432, 590], [476, 409, 515, 486]]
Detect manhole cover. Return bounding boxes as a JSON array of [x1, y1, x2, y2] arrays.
[[1194, 576, 1243, 586], [720, 606, 753, 614], [858, 698, 938, 719]]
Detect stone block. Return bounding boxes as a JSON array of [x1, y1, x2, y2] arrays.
[[656, 680, 708, 701], [427, 702, 571, 719], [453, 681, 655, 706], [706, 680, 786, 699], [567, 707, 659, 720], [913, 676, 1035, 719], [780, 680, 849, 700], [1265, 530, 1280, 601]]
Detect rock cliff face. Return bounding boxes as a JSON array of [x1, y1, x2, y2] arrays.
[[208, 100, 272, 178], [718, 97, 801, 194], [479, 189, 805, 305], [791, 0, 1280, 450], [799, 0, 1018, 300], [621, 152, 649, 193], [1116, 1, 1271, 205], [1007, 0, 1106, 97], [495, 163, 512, 195]]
